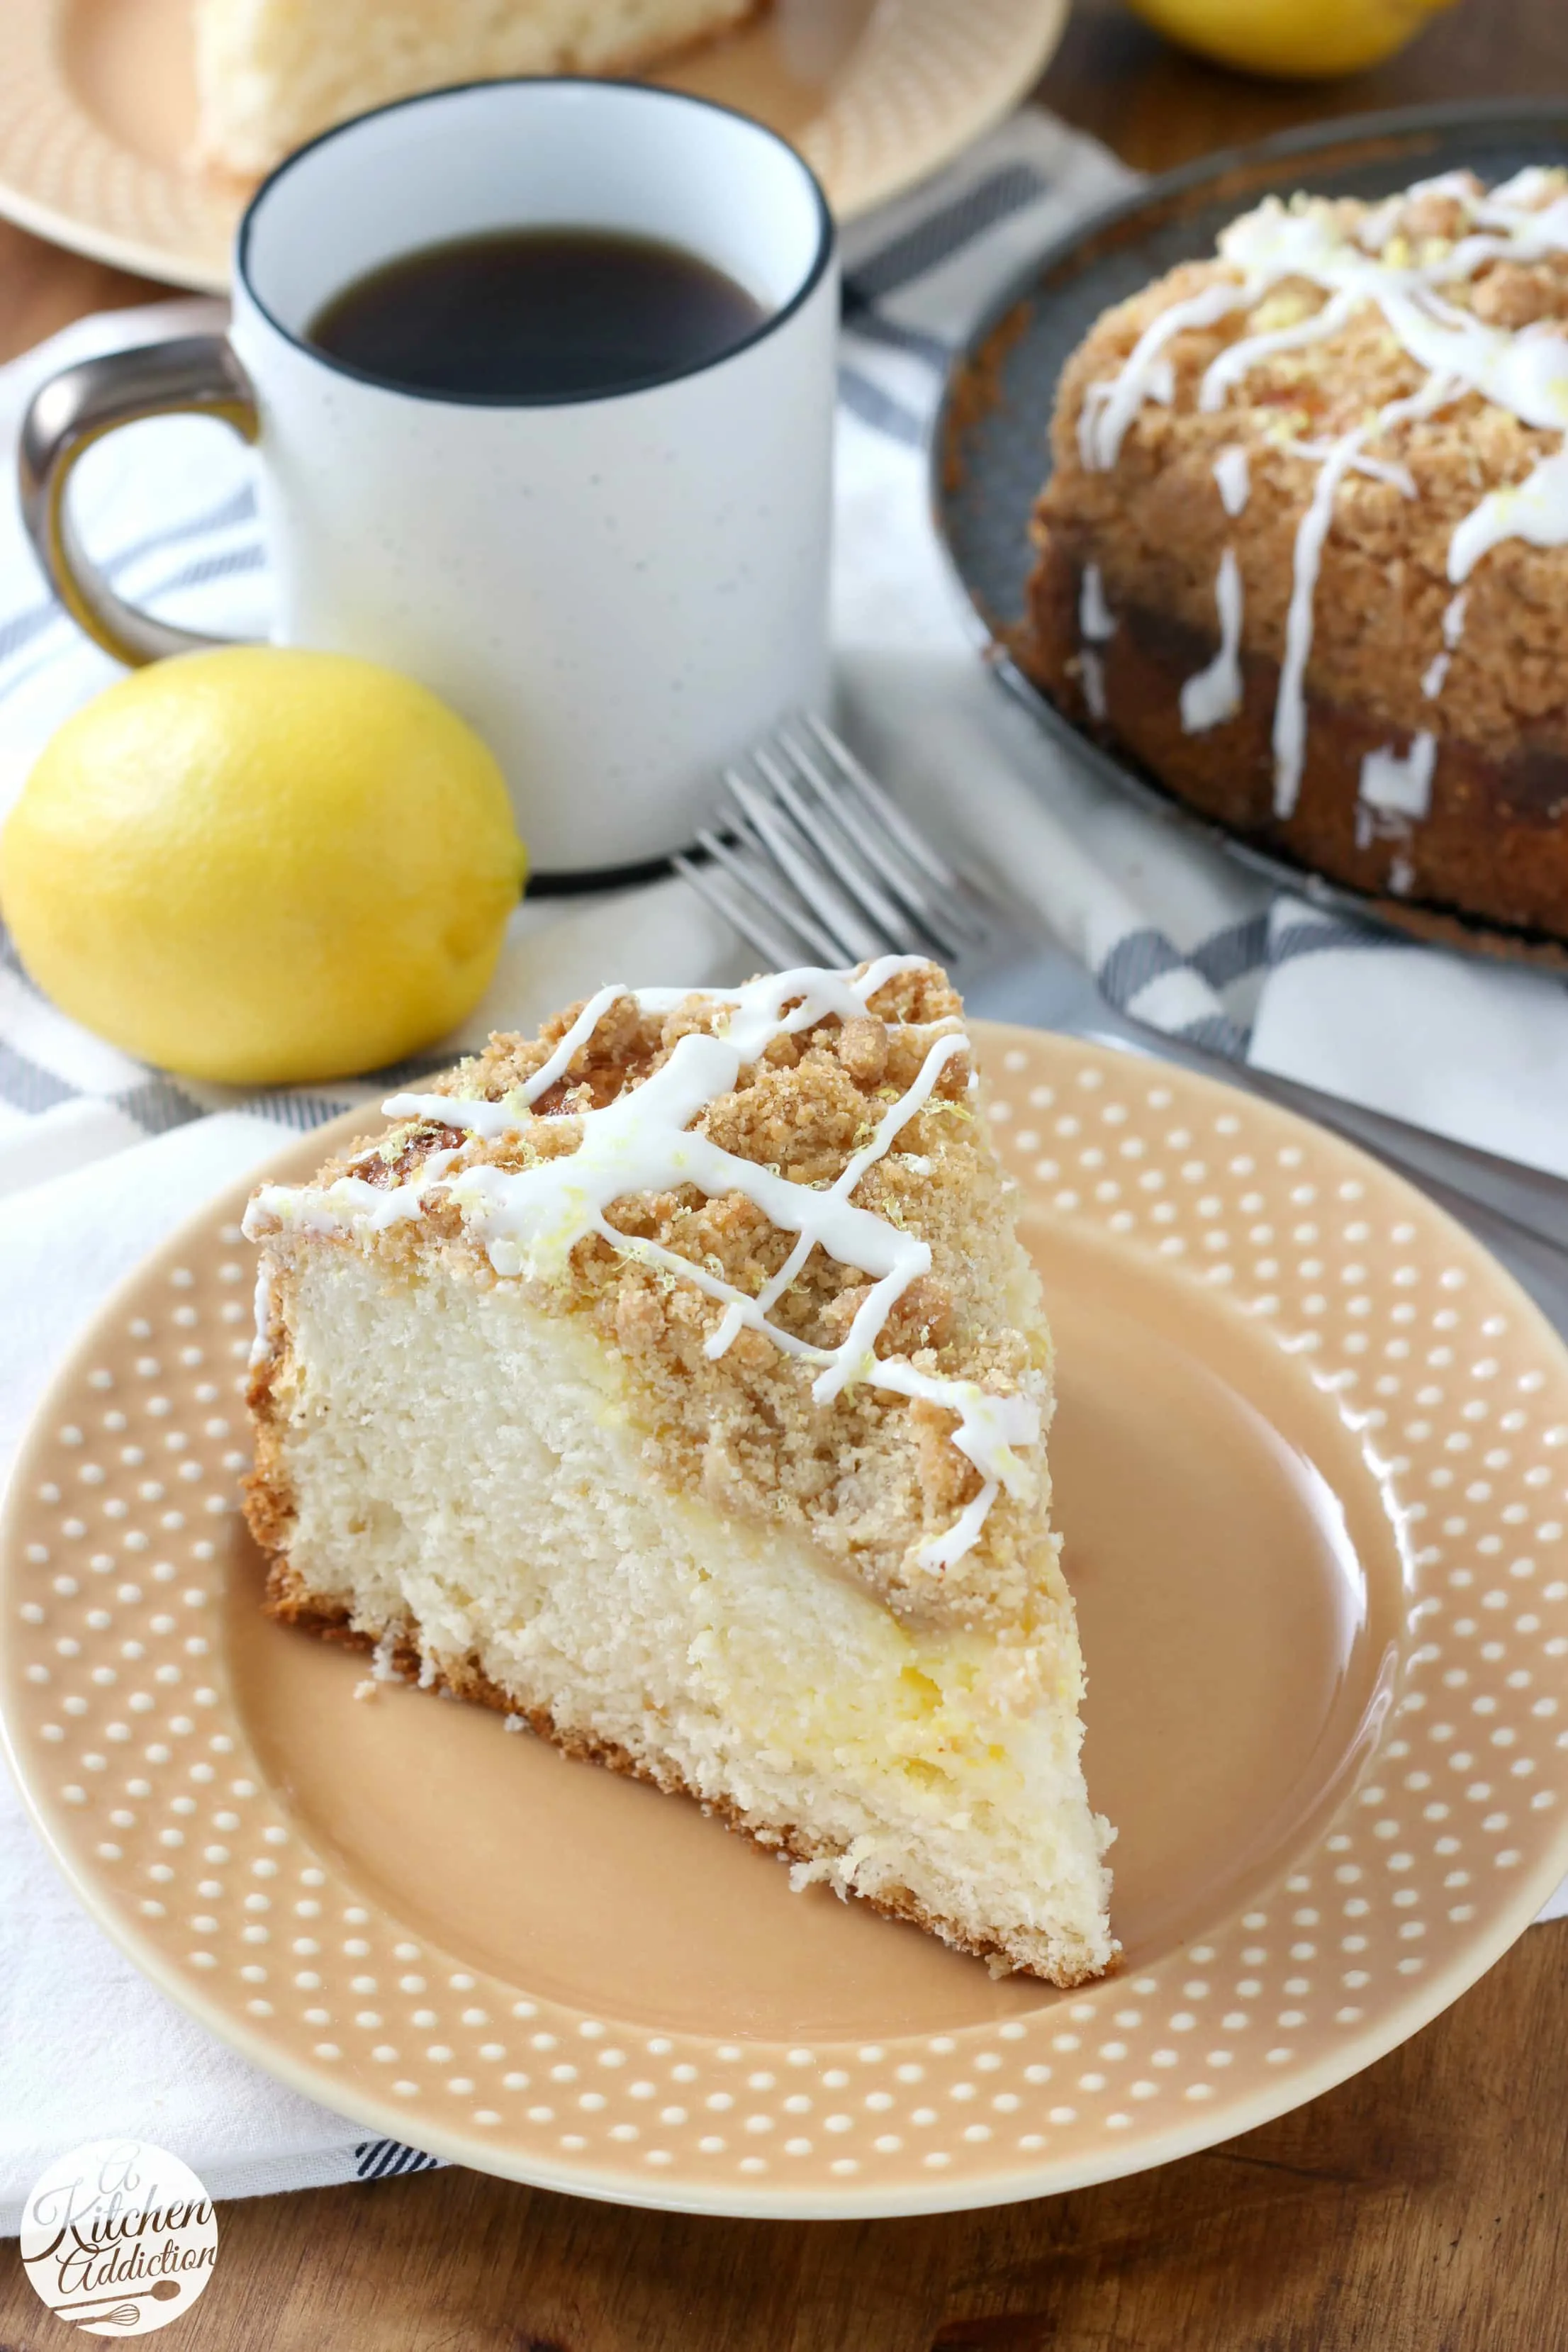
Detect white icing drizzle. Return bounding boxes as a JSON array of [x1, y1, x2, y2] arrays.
[[1360, 730, 1438, 822], [245, 959, 1040, 1574], [1421, 588, 1469, 700], [1080, 651, 1107, 722], [250, 1147, 461, 1238], [1079, 561, 1116, 642], [1486, 166, 1562, 212], [702, 1028, 968, 1373], [1076, 381, 1116, 470], [1273, 375, 1454, 817], [1080, 278, 1255, 471], [1207, 187, 1568, 426], [1199, 286, 1363, 413], [1447, 441, 1568, 581], [1180, 547, 1244, 732], [383, 983, 639, 1138], [1273, 429, 1375, 817], [1278, 437, 1416, 498], [1212, 443, 1250, 515], [1077, 172, 1568, 819]]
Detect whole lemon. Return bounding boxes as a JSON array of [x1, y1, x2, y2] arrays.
[[0, 648, 525, 1086], [1126, 0, 1457, 77]]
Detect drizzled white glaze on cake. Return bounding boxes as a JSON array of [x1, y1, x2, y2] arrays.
[[1077, 278, 1253, 474], [1180, 547, 1244, 732], [1273, 373, 1453, 816], [1279, 437, 1417, 498], [1078, 561, 1116, 641], [1076, 168, 1568, 817], [245, 959, 1039, 1574], [1180, 449, 1252, 732], [1212, 443, 1250, 515], [1420, 649, 1450, 701], [1421, 589, 1470, 700], [1448, 441, 1568, 581], [1359, 729, 1438, 822]]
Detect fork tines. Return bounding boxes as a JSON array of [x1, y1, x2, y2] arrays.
[[673, 713, 995, 978]]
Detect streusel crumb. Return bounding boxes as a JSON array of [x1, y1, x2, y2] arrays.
[[1035, 172, 1568, 756], [250, 967, 1060, 1630]]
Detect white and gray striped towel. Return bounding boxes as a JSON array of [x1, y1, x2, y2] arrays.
[[2, 108, 1567, 2231]]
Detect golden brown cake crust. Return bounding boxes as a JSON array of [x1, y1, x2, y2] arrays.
[[246, 965, 1064, 1633], [259, 1559, 1107, 1988], [1024, 537, 1568, 941], [1017, 176, 1568, 943]]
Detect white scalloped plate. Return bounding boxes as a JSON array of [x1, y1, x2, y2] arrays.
[[5, 1023, 1568, 2217], [0, 0, 1068, 287]]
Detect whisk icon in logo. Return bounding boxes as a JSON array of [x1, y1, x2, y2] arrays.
[[20, 2140, 218, 2335]]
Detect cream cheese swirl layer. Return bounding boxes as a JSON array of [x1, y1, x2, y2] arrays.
[[1076, 171, 1568, 819], [245, 959, 1039, 1575]]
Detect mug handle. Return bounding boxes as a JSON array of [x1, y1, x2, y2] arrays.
[[18, 336, 261, 668]]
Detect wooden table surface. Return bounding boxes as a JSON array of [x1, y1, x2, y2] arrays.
[[4, 1, 1567, 2344]]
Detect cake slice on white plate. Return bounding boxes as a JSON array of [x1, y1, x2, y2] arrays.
[[242, 959, 1115, 1984], [194, 0, 761, 177]]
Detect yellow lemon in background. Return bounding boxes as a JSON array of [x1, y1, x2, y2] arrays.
[[1126, 0, 1457, 78], [0, 647, 525, 1086]]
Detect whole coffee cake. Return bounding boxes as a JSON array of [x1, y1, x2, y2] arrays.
[[1021, 167, 1568, 944]]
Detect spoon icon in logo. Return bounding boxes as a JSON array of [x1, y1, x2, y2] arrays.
[[50, 2278, 183, 2328]]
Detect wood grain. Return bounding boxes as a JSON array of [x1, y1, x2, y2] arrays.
[[4, 1916, 1564, 2348], [5, 1, 1568, 2343]]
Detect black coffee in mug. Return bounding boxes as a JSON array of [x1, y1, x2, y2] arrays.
[[306, 226, 767, 401]]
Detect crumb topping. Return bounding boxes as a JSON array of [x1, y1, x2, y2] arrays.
[[1042, 168, 1568, 787], [245, 961, 1060, 1630]]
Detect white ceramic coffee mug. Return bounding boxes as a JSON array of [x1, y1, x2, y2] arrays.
[[19, 80, 838, 878]]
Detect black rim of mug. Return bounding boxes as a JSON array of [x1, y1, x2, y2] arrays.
[[235, 75, 838, 409]]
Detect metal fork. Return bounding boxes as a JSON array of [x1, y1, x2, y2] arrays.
[[675, 715, 1568, 1340]]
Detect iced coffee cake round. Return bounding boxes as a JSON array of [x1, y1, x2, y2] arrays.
[[1021, 165, 1568, 943]]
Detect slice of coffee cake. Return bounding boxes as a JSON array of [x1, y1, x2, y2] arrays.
[[242, 959, 1114, 1983], [195, 0, 760, 177]]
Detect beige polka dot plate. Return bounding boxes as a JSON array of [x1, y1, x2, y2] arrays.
[[0, 0, 1067, 288], [5, 1023, 1568, 2218]]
